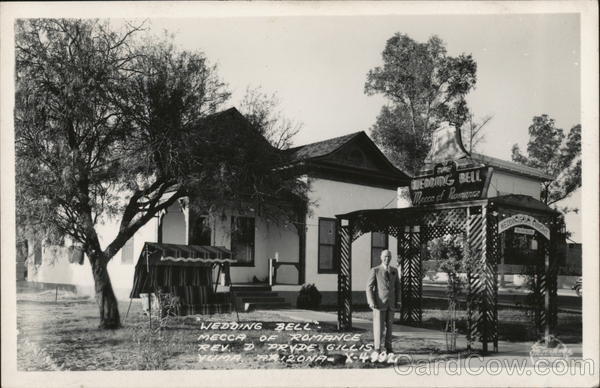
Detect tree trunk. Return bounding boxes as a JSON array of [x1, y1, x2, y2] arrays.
[[90, 255, 121, 329]]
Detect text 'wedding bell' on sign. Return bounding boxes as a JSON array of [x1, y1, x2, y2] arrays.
[[409, 162, 493, 206]]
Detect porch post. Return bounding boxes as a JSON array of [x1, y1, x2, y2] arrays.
[[336, 217, 353, 331], [295, 203, 307, 285], [298, 225, 306, 285]]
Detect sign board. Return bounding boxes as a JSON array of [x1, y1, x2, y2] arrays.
[[514, 227, 535, 236], [409, 162, 493, 206], [498, 214, 550, 240]]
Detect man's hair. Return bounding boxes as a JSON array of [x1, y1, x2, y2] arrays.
[[380, 249, 392, 258]]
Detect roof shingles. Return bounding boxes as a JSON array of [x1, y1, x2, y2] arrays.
[[285, 132, 362, 162], [469, 152, 553, 181]]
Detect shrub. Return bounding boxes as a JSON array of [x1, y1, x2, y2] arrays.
[[296, 283, 321, 310]]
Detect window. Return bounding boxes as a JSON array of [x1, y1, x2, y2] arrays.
[[231, 217, 255, 266], [121, 237, 134, 264], [190, 215, 212, 246], [318, 218, 337, 273], [371, 232, 388, 267]]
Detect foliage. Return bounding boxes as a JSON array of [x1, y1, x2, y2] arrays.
[[427, 234, 474, 351], [239, 86, 302, 150], [460, 114, 493, 153], [15, 18, 231, 327], [422, 260, 441, 282], [15, 18, 307, 328], [365, 34, 477, 174], [427, 234, 470, 301], [296, 283, 322, 310], [131, 292, 182, 370], [511, 115, 581, 206]]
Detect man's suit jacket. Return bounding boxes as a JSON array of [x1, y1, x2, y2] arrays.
[[366, 264, 401, 311]]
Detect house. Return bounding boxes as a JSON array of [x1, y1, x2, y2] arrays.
[[24, 108, 411, 305], [24, 108, 568, 304]]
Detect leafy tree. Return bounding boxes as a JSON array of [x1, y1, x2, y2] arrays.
[[461, 114, 493, 153], [239, 86, 302, 150], [511, 115, 581, 205], [15, 19, 305, 329], [365, 34, 477, 174]]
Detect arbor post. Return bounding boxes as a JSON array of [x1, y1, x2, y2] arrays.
[[336, 217, 353, 331]]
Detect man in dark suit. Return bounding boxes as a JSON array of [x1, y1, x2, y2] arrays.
[[366, 249, 401, 353]]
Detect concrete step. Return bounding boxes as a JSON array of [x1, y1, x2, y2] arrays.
[[239, 296, 286, 304], [230, 284, 271, 292], [233, 291, 279, 297], [245, 301, 291, 310]]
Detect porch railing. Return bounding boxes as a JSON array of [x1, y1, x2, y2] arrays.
[[268, 258, 301, 286]]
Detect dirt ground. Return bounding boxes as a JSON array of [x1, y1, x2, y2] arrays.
[[18, 287, 580, 371], [17, 288, 419, 371], [352, 307, 582, 344]]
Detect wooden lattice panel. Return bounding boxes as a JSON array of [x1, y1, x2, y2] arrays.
[[421, 208, 468, 240], [335, 201, 561, 353], [337, 222, 353, 330], [398, 228, 422, 324], [485, 208, 499, 352], [466, 207, 484, 348]]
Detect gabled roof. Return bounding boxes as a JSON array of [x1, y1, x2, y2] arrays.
[[488, 194, 559, 214], [468, 152, 553, 181], [284, 131, 411, 187], [200, 107, 277, 153], [198, 110, 410, 188], [285, 132, 363, 162]]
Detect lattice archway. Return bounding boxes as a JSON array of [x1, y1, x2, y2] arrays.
[[335, 195, 563, 353]]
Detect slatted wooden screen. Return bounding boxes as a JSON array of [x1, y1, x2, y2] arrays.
[[335, 203, 561, 354], [337, 220, 353, 330]]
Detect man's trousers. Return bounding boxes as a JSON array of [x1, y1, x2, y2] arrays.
[[372, 308, 394, 352]]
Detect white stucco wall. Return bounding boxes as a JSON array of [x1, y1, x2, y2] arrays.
[[304, 178, 399, 292], [210, 209, 299, 284], [27, 214, 159, 300], [487, 171, 542, 200], [161, 201, 188, 245]]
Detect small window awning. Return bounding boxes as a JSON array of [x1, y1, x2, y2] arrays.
[[136, 242, 235, 267]]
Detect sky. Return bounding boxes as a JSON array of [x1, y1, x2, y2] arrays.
[[148, 13, 581, 160], [148, 14, 582, 240]]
